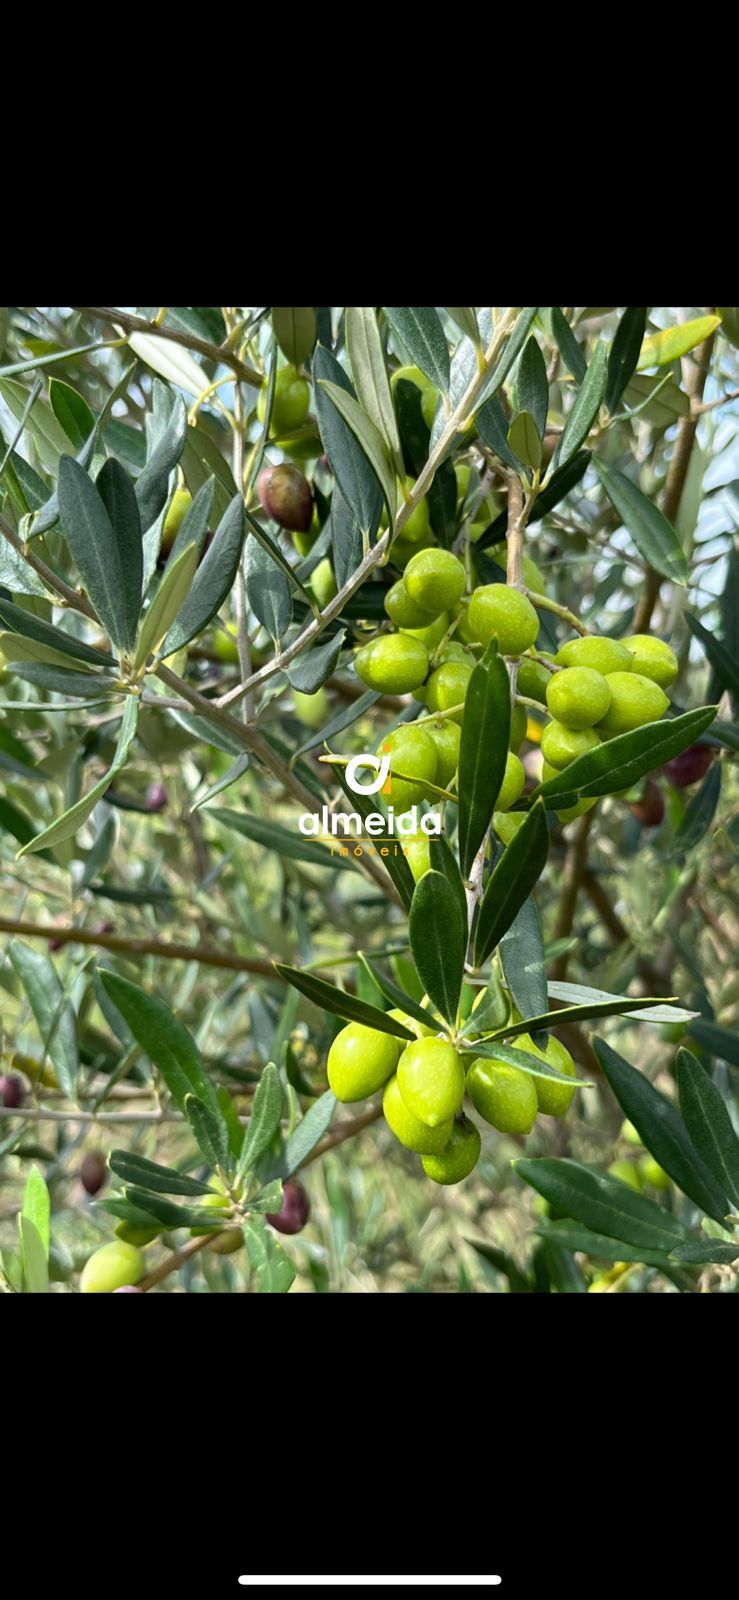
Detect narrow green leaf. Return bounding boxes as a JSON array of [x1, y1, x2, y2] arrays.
[[95, 458, 143, 647], [98, 968, 221, 1116], [134, 541, 199, 672], [516, 337, 549, 436], [622, 370, 690, 426], [274, 963, 414, 1038], [123, 1187, 227, 1230], [670, 1240, 739, 1264], [473, 801, 549, 968], [551, 309, 587, 383], [476, 392, 521, 473], [22, 1166, 50, 1257], [458, 645, 511, 878], [19, 1217, 49, 1294], [312, 345, 383, 541], [638, 315, 720, 370], [249, 1179, 285, 1214], [463, 1036, 589, 1087], [535, 1220, 673, 1269], [346, 306, 403, 480], [9, 942, 78, 1098], [271, 306, 316, 366], [357, 954, 436, 1033], [445, 307, 482, 348], [554, 340, 608, 468], [108, 1150, 215, 1196], [687, 1019, 739, 1069], [670, 763, 721, 857], [676, 1048, 739, 1206], [476, 452, 592, 552], [686, 612, 739, 713], [606, 307, 647, 413], [594, 458, 688, 584], [493, 994, 689, 1039], [245, 534, 292, 641], [383, 307, 450, 393], [428, 833, 467, 932], [546, 982, 698, 1024], [238, 1063, 284, 1178], [57, 456, 136, 652], [207, 806, 356, 871], [49, 378, 95, 448], [499, 897, 548, 1025], [0, 596, 114, 669], [163, 493, 245, 654], [516, 1157, 692, 1252], [135, 386, 188, 532], [408, 870, 466, 1024], [291, 687, 380, 762], [508, 410, 542, 471], [466, 1237, 533, 1292], [185, 1093, 231, 1173], [392, 379, 457, 544], [317, 378, 396, 529], [281, 1090, 337, 1177], [536, 705, 719, 811], [243, 508, 317, 613], [0, 629, 101, 673], [242, 1216, 296, 1292], [285, 628, 345, 693], [4, 659, 118, 699], [17, 696, 138, 856], [594, 1037, 730, 1224]]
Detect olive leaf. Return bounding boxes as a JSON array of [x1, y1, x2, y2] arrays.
[[408, 870, 466, 1025], [457, 644, 511, 880], [473, 801, 550, 968]]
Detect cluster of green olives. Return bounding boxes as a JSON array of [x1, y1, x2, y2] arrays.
[[327, 1001, 577, 1187]]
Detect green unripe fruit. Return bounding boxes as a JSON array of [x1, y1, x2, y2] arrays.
[[190, 1191, 232, 1236], [210, 1228, 244, 1255], [80, 1240, 145, 1294], [402, 612, 450, 652], [292, 687, 330, 729], [466, 1058, 538, 1135], [396, 1037, 465, 1127], [639, 1154, 670, 1190], [383, 1073, 453, 1154], [420, 386, 439, 429], [354, 634, 429, 694], [555, 635, 633, 675], [257, 364, 310, 434], [510, 703, 527, 751], [437, 641, 474, 665], [426, 719, 460, 787], [453, 602, 479, 646], [404, 549, 466, 614], [405, 834, 431, 883], [391, 364, 429, 390], [214, 622, 239, 664], [621, 635, 678, 688], [384, 579, 437, 629], [516, 1033, 577, 1117], [467, 585, 539, 655], [115, 1221, 158, 1247], [608, 1159, 643, 1192], [517, 656, 551, 704], [387, 1006, 435, 1040], [309, 557, 338, 609], [621, 1119, 643, 1147], [422, 1115, 481, 1184], [380, 723, 438, 813], [487, 540, 548, 597], [426, 662, 473, 725], [160, 487, 193, 559], [556, 795, 598, 823], [275, 430, 322, 464], [494, 811, 526, 846], [455, 462, 471, 506], [597, 672, 669, 736], [327, 1022, 401, 1102], [540, 721, 600, 769], [496, 751, 526, 812], [390, 529, 436, 570], [546, 666, 611, 730], [399, 478, 432, 544]]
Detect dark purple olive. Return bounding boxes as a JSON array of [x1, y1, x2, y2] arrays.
[[113, 1285, 144, 1293], [145, 782, 168, 813], [92, 920, 114, 937], [80, 1151, 108, 1196], [266, 1178, 311, 1235], [628, 780, 665, 827], [0, 1074, 25, 1109], [257, 464, 313, 534], [663, 744, 713, 788]]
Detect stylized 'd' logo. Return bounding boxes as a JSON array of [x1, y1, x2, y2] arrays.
[[345, 751, 392, 795]]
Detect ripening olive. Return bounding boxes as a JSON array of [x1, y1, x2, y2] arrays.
[[546, 667, 611, 730], [266, 1178, 311, 1234], [596, 673, 669, 737], [515, 1033, 577, 1117], [403, 549, 467, 615], [540, 721, 600, 769], [80, 1151, 108, 1196], [425, 719, 460, 788], [80, 1241, 145, 1294], [354, 634, 430, 695], [555, 635, 633, 675], [159, 487, 193, 561], [327, 1023, 401, 1102], [466, 1058, 538, 1134], [257, 463, 313, 533], [622, 634, 678, 688], [421, 1115, 481, 1184], [384, 579, 437, 630], [383, 1073, 454, 1155], [396, 1038, 465, 1127], [467, 585, 539, 655], [425, 662, 473, 725]]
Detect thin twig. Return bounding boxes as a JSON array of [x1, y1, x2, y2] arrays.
[[71, 307, 262, 388]]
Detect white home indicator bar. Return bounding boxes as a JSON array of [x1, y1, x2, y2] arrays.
[[238, 1580, 502, 1588]]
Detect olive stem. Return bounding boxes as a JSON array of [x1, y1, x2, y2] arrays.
[[71, 306, 263, 389], [525, 588, 589, 636]]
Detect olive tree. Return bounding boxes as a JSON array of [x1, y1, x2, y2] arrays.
[[0, 304, 737, 1295]]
